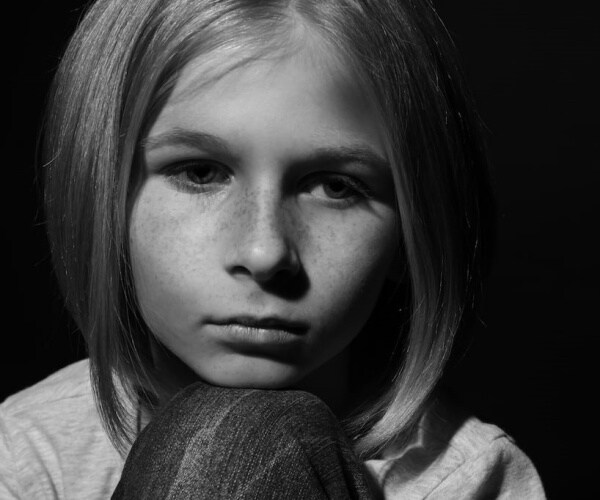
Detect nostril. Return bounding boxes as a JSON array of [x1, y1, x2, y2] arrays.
[[250, 264, 310, 300], [243, 246, 300, 282], [226, 235, 301, 284]]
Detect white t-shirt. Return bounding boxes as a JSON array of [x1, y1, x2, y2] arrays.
[[0, 360, 545, 499]]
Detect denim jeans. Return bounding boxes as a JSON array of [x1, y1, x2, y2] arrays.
[[111, 382, 380, 499]]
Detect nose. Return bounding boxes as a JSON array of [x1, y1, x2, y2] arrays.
[[224, 190, 301, 283]]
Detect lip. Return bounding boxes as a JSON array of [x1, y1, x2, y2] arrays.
[[210, 316, 309, 335], [206, 316, 309, 354]]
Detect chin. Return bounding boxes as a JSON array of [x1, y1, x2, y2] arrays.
[[191, 355, 307, 390]]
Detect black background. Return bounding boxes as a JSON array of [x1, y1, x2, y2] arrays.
[[3, 1, 598, 497]]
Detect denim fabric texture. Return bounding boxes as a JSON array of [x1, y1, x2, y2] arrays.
[[111, 382, 380, 499]]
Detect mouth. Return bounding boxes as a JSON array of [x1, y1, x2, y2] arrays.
[[211, 316, 309, 335]]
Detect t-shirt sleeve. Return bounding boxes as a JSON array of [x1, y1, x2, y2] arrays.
[[0, 407, 21, 499], [425, 437, 546, 499]]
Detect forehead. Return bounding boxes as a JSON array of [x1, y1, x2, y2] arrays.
[[150, 42, 385, 152]]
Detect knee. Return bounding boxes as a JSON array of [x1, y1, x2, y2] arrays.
[[185, 383, 333, 427], [159, 383, 337, 442], [227, 387, 332, 422], [220, 388, 344, 452]]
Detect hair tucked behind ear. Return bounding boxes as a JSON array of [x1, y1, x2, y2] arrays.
[[42, 0, 494, 458]]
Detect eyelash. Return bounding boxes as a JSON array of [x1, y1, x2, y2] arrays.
[[162, 160, 231, 193], [302, 173, 372, 205], [161, 160, 372, 204]]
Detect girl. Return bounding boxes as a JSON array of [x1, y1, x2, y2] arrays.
[[1, 0, 545, 498]]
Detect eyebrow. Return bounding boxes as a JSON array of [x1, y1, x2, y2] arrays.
[[143, 128, 389, 172], [302, 145, 390, 173], [142, 128, 231, 156]]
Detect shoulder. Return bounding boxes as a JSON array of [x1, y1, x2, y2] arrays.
[[366, 396, 546, 499], [1, 358, 92, 414], [0, 359, 124, 499]]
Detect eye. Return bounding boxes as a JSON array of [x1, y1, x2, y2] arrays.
[[163, 160, 231, 193], [304, 173, 371, 204]]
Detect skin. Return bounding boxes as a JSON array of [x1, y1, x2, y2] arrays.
[[129, 43, 398, 412]]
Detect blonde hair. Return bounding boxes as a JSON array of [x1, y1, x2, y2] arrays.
[[43, 0, 494, 458]]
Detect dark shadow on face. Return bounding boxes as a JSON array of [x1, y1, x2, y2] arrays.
[[346, 278, 411, 411], [254, 264, 311, 301]]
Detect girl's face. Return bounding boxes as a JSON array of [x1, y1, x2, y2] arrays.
[[130, 45, 398, 393]]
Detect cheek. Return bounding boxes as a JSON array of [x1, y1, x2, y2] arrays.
[[130, 195, 178, 290], [307, 211, 398, 326], [315, 211, 396, 283], [128, 184, 211, 330]]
